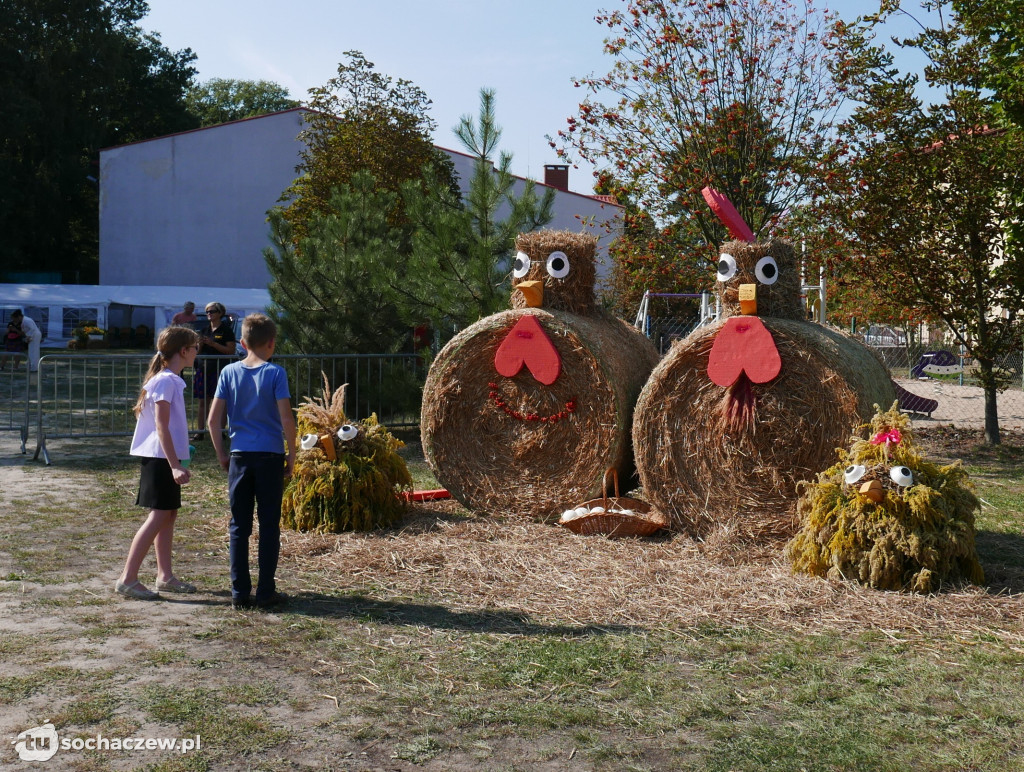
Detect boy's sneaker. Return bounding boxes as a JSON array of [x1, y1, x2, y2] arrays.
[[231, 595, 253, 610], [254, 591, 288, 610]]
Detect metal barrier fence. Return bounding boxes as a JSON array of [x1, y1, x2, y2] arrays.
[[11, 337, 1024, 463], [0, 353, 30, 453], [30, 352, 425, 464]]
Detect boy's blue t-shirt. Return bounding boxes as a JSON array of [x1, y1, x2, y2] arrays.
[[215, 360, 290, 453]]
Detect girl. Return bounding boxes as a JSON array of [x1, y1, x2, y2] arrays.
[[115, 326, 201, 600]]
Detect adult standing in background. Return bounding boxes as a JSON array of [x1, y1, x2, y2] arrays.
[[3, 311, 26, 369], [192, 302, 236, 441], [15, 310, 42, 372], [171, 302, 197, 326]]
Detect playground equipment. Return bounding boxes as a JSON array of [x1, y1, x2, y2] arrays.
[[891, 380, 938, 417], [910, 349, 963, 379]]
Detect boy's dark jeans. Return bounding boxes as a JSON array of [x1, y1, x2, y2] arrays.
[[228, 452, 284, 603]]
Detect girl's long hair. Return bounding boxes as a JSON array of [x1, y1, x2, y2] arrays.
[[133, 326, 200, 416]]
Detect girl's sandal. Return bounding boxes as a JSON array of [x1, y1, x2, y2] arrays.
[[115, 580, 160, 600], [155, 577, 197, 594]]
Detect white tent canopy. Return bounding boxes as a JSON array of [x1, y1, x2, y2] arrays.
[[0, 284, 272, 343]]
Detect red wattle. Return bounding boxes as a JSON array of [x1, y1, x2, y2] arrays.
[[494, 315, 561, 385], [707, 316, 781, 387]]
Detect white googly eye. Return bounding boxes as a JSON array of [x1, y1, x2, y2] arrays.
[[337, 424, 358, 442], [844, 464, 867, 485], [300, 434, 319, 450], [889, 466, 914, 487], [716, 253, 737, 282], [546, 251, 571, 279], [513, 251, 531, 279], [755, 256, 779, 285]]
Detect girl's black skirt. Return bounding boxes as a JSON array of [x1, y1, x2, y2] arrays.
[[136, 457, 181, 510]]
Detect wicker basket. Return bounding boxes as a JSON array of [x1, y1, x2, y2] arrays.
[[559, 469, 668, 537]]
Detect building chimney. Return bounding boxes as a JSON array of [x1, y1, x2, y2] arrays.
[[544, 164, 569, 192]]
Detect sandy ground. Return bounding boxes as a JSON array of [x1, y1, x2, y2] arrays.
[[1, 396, 1022, 769], [894, 378, 1024, 430]]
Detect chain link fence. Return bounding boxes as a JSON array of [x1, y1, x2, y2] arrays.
[[645, 315, 1024, 431], [867, 342, 1024, 431]]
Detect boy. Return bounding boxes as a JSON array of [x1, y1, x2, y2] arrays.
[[208, 314, 296, 610]]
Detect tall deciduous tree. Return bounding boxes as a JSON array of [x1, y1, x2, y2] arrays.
[[280, 51, 455, 238], [812, 1, 1024, 444], [0, 0, 197, 280], [556, 0, 845, 294], [954, 0, 1024, 126], [186, 78, 298, 126]]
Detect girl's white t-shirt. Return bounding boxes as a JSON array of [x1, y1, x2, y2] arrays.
[[129, 369, 189, 460]]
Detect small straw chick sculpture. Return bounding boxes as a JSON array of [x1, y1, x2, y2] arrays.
[[786, 402, 985, 592], [282, 377, 411, 532]]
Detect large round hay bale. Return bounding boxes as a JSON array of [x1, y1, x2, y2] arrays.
[[422, 307, 658, 520], [634, 319, 895, 540]]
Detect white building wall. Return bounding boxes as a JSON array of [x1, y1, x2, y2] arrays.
[[100, 110, 306, 289], [100, 111, 621, 293], [439, 145, 622, 289]]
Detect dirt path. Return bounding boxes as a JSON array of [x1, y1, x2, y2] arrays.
[[0, 436, 380, 770], [895, 377, 1024, 430], [0, 436, 585, 771]]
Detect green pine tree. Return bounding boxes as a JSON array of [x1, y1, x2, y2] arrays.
[[264, 172, 407, 354], [398, 89, 555, 336]]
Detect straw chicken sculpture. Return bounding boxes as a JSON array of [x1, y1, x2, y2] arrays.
[[282, 379, 411, 532], [633, 190, 895, 539], [786, 403, 984, 592], [421, 230, 659, 520]]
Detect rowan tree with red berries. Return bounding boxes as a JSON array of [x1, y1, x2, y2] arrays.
[[556, 0, 847, 312]]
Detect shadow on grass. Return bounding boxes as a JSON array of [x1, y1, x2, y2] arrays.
[[976, 529, 1024, 594], [221, 590, 636, 637]]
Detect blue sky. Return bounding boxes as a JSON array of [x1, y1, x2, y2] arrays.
[[142, 1, 936, 195]]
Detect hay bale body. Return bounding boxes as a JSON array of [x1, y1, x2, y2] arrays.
[[422, 307, 658, 520], [786, 404, 984, 592], [634, 318, 895, 539]]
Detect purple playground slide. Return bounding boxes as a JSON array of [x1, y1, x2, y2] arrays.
[[892, 380, 938, 417]]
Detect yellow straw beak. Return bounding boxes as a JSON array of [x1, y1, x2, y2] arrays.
[[516, 280, 544, 308], [738, 283, 757, 315]]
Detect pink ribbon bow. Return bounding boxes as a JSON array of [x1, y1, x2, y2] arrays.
[[871, 429, 902, 446]]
